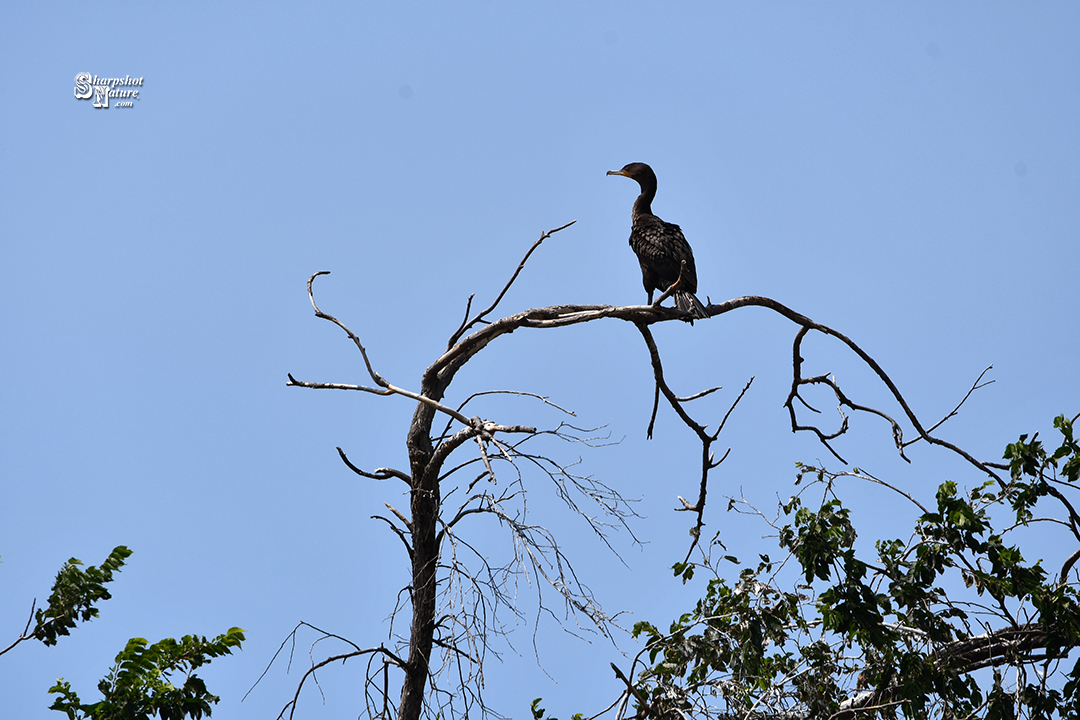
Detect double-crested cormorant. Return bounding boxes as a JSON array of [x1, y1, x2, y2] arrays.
[[607, 162, 709, 322]]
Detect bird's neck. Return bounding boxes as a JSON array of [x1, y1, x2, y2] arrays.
[[632, 187, 655, 219]]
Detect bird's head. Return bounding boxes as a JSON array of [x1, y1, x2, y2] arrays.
[[606, 162, 656, 188]]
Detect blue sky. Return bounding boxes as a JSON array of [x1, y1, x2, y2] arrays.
[[2, 3, 1078, 718]]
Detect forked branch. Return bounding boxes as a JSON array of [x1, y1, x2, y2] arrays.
[[285, 224, 1005, 720], [447, 220, 577, 350]]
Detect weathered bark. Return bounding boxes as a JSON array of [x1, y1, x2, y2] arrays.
[[399, 383, 442, 719]]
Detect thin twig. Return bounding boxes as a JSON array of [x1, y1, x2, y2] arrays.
[[910, 365, 995, 442], [447, 221, 576, 350]]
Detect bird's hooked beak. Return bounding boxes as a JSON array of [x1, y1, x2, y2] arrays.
[[607, 169, 629, 177]]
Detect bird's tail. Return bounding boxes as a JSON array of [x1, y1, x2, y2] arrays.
[[675, 292, 710, 324]]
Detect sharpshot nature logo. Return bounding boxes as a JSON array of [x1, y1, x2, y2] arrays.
[[74, 73, 143, 109]]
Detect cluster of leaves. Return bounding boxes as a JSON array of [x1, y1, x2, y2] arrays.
[[2, 546, 132, 660], [33, 546, 133, 646], [616, 414, 1080, 719], [3, 546, 243, 719], [632, 556, 836, 719], [48, 628, 245, 720]]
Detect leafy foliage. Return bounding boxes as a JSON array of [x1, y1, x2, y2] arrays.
[[33, 546, 133, 646], [531, 697, 585, 720], [612, 415, 1080, 719], [48, 627, 245, 720], [2, 545, 243, 719]]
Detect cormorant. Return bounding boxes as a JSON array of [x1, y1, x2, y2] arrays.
[[607, 162, 709, 322]]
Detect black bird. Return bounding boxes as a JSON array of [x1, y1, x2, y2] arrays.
[[607, 162, 709, 322]]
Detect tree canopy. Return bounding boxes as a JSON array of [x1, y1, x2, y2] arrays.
[[614, 414, 1080, 719]]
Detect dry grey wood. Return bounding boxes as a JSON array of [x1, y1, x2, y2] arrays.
[[283, 222, 1004, 720]]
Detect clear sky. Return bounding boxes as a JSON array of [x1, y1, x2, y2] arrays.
[[2, 3, 1078, 718]]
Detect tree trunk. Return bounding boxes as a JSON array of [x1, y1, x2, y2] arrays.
[[399, 398, 441, 720]]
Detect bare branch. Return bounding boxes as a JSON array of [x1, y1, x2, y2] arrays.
[[247, 621, 404, 713], [372, 515, 413, 559], [424, 293, 1001, 487], [287, 372, 474, 428], [304, 271, 389, 390], [633, 322, 754, 560], [611, 662, 651, 719], [910, 364, 995, 442], [277, 645, 403, 720], [474, 435, 497, 485], [384, 503, 412, 530], [447, 220, 577, 350], [451, 389, 578, 419], [647, 382, 661, 440], [677, 385, 723, 402], [286, 373, 392, 397], [337, 447, 410, 484], [1060, 545, 1080, 586], [0, 599, 38, 658], [681, 380, 752, 562]]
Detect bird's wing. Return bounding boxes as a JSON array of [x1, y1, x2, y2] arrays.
[[631, 217, 698, 292]]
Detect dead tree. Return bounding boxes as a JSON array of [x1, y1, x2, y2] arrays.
[[276, 222, 997, 720]]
